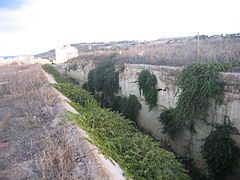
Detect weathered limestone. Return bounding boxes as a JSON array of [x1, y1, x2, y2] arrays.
[[56, 61, 240, 177]]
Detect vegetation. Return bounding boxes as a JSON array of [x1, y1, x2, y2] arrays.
[[118, 95, 142, 122], [159, 62, 240, 178], [86, 60, 119, 109], [51, 84, 189, 179], [159, 108, 180, 137], [86, 60, 142, 122], [87, 60, 119, 97], [42, 64, 77, 84], [43, 63, 141, 122], [160, 62, 232, 136], [138, 70, 158, 110], [53, 83, 93, 106], [44, 61, 240, 179], [201, 124, 240, 179], [43, 65, 189, 179], [70, 38, 240, 67], [0, 64, 83, 179]]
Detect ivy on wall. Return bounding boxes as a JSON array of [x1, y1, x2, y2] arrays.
[[44, 65, 189, 179], [118, 95, 142, 122], [201, 124, 240, 179], [159, 108, 180, 138], [160, 62, 232, 136], [44, 62, 239, 179], [138, 70, 158, 110], [87, 60, 119, 97], [159, 62, 240, 179], [86, 60, 142, 122]]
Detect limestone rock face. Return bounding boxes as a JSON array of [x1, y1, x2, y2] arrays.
[[58, 61, 240, 176]]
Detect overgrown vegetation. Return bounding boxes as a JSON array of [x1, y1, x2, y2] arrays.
[[86, 60, 142, 122], [69, 38, 240, 67], [86, 60, 119, 109], [159, 108, 180, 138], [87, 60, 119, 97], [53, 83, 93, 106], [43, 64, 189, 179], [42, 64, 77, 84], [201, 124, 240, 179], [118, 95, 142, 122], [160, 62, 232, 136], [159, 62, 240, 178], [52, 83, 189, 179], [138, 70, 158, 110], [43, 62, 142, 122]]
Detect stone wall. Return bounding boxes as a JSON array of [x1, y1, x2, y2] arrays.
[[56, 62, 240, 178], [121, 65, 240, 170], [55, 60, 96, 85]]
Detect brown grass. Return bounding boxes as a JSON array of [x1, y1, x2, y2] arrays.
[[0, 63, 96, 179], [70, 38, 240, 66], [34, 127, 75, 180]]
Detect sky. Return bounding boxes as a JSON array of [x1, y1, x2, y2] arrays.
[[0, 0, 240, 56]]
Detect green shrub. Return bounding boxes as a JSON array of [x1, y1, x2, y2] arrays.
[[160, 62, 232, 135], [118, 95, 142, 122], [67, 100, 189, 180], [87, 70, 95, 93], [159, 108, 183, 137], [53, 83, 93, 106], [176, 62, 230, 127], [86, 60, 141, 122], [94, 94, 142, 122], [45, 61, 189, 179], [138, 70, 158, 110], [88, 60, 119, 96], [201, 125, 240, 179], [42, 64, 77, 84]]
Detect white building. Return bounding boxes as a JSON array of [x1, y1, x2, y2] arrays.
[[55, 45, 78, 64]]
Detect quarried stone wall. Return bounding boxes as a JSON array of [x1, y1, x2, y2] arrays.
[[56, 61, 240, 178]]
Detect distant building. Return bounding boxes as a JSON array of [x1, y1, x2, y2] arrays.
[[55, 45, 78, 64]]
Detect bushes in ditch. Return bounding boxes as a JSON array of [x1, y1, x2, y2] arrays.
[[86, 60, 142, 122], [42, 64, 77, 84], [53, 83, 93, 106], [51, 82, 189, 179], [118, 95, 142, 122], [87, 60, 119, 96], [201, 124, 240, 179], [43, 63, 190, 179]]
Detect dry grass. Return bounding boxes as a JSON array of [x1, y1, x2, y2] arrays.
[[34, 127, 75, 180], [0, 63, 103, 180], [70, 38, 240, 66], [0, 64, 47, 98]]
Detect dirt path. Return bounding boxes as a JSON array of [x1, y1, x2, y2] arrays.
[[0, 64, 124, 180]]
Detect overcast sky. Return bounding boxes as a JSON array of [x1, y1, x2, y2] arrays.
[[0, 0, 240, 56]]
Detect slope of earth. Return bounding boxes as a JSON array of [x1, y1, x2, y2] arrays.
[[0, 64, 117, 180]]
